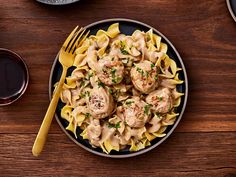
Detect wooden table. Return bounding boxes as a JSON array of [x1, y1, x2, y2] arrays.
[[0, 0, 236, 176]]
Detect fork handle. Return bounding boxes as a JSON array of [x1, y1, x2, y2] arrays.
[[32, 66, 68, 157]]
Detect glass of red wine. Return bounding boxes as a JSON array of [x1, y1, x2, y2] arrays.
[[0, 48, 29, 106]]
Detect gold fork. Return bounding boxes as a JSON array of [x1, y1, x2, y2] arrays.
[[32, 26, 89, 157]]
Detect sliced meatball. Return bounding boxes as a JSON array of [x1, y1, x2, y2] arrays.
[[97, 56, 125, 85], [130, 60, 158, 94], [87, 87, 114, 119], [146, 88, 173, 114], [119, 96, 150, 128]]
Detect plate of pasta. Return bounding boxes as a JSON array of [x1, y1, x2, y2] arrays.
[[49, 19, 188, 158]]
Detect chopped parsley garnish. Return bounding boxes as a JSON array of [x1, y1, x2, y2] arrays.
[[120, 41, 129, 55], [111, 68, 121, 83], [120, 41, 125, 48], [112, 78, 117, 84], [158, 96, 163, 101], [144, 104, 152, 115], [125, 100, 134, 105], [108, 88, 113, 94], [168, 106, 172, 112], [86, 91, 90, 97], [85, 113, 91, 119], [145, 71, 149, 77], [97, 80, 105, 88], [151, 63, 155, 69], [80, 80, 85, 87], [121, 48, 129, 55], [108, 122, 121, 129], [154, 74, 158, 81], [112, 76, 122, 84], [111, 68, 117, 77], [111, 57, 114, 61], [136, 67, 145, 76], [117, 77, 122, 82], [79, 92, 86, 98], [155, 113, 162, 119]]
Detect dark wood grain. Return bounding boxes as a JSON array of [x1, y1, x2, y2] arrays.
[[1, 133, 236, 177], [0, 0, 236, 176]]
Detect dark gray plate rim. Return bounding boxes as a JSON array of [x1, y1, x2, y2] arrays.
[[49, 18, 188, 158], [36, 0, 80, 5], [226, 0, 236, 22]]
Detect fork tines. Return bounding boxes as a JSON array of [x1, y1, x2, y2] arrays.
[[63, 26, 89, 54]]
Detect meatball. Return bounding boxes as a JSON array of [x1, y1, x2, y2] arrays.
[[130, 60, 158, 94], [120, 96, 150, 128], [145, 88, 173, 114], [87, 87, 114, 119], [97, 56, 125, 85]]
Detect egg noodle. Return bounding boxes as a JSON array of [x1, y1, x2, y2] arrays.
[[57, 23, 184, 154]]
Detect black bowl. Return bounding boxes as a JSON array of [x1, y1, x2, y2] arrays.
[[49, 18, 188, 158]]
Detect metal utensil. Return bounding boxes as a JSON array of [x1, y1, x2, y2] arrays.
[[32, 26, 89, 157]]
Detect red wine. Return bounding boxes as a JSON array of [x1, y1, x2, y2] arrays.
[[0, 49, 28, 105]]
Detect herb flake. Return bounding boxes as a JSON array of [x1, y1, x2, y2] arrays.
[[144, 104, 152, 115], [97, 80, 105, 88], [108, 88, 113, 94], [136, 67, 145, 76], [125, 100, 134, 105], [85, 113, 91, 119], [154, 74, 158, 81], [151, 63, 155, 69], [108, 122, 121, 129], [155, 113, 162, 119], [120, 41, 129, 55], [121, 48, 129, 55], [80, 80, 85, 87]]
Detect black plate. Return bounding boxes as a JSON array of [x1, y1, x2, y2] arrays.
[[49, 19, 188, 158], [227, 0, 236, 22]]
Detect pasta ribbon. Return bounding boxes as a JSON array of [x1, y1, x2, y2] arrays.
[[162, 113, 178, 126], [173, 97, 182, 107], [66, 117, 75, 133], [80, 129, 88, 139], [152, 126, 167, 137], [160, 42, 168, 53], [103, 139, 120, 153], [97, 34, 109, 57], [153, 34, 162, 51], [61, 105, 73, 122], [73, 54, 87, 67], [156, 54, 177, 79], [96, 23, 120, 38], [145, 131, 156, 141]]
